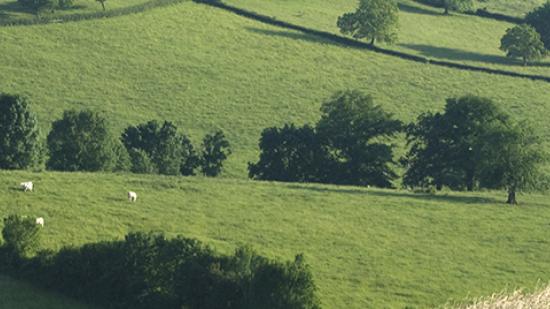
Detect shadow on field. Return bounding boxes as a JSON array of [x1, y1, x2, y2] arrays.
[[0, 1, 34, 15], [400, 43, 514, 65], [246, 27, 340, 47], [287, 184, 501, 204], [398, 2, 441, 16]]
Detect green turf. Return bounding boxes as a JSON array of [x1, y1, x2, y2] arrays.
[[0, 0, 151, 23], [1, 170, 550, 308], [224, 0, 550, 76], [1, 2, 550, 179], [0, 275, 93, 309], [474, 0, 546, 17]]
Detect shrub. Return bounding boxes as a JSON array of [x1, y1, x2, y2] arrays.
[[526, 2, 550, 50], [500, 24, 547, 65], [129, 148, 157, 174], [0, 94, 43, 170], [2, 215, 41, 258], [47, 110, 120, 172]]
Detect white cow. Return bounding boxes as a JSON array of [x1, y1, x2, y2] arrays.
[[128, 191, 137, 202], [20, 181, 33, 192], [35, 217, 44, 227]]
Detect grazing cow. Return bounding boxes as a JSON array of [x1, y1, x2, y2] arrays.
[[128, 191, 137, 202], [20, 181, 33, 192], [36, 217, 44, 227]]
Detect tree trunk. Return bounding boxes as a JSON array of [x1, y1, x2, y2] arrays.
[[101, 1, 105, 11], [444, 6, 449, 15], [436, 183, 442, 191], [370, 37, 375, 46], [506, 190, 517, 205], [523, 57, 527, 66]]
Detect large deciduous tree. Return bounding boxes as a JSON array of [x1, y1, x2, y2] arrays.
[[317, 90, 402, 188], [200, 130, 231, 177], [402, 96, 509, 191], [47, 110, 121, 172], [0, 94, 42, 170], [500, 24, 547, 65], [526, 2, 550, 50], [337, 0, 399, 45]]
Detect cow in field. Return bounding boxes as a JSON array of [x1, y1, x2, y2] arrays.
[[36, 217, 44, 227], [20, 181, 33, 192], [128, 191, 137, 202]]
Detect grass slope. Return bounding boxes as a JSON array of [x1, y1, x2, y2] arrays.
[[1, 2, 550, 178], [0, 275, 92, 309], [474, 0, 545, 17], [1, 171, 550, 308], [224, 0, 550, 76]]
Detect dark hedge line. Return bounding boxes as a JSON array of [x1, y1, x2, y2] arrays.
[[411, 0, 523, 23], [0, 0, 189, 26], [194, 0, 550, 84], [0, 230, 321, 309]]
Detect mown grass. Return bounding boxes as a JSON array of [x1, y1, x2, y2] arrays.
[[0, 275, 93, 309], [1, 2, 550, 178], [1, 170, 550, 308], [224, 0, 550, 76]]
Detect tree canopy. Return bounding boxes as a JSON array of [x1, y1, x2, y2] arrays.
[[0, 94, 42, 170], [337, 0, 399, 45], [526, 2, 550, 50], [500, 24, 547, 65]]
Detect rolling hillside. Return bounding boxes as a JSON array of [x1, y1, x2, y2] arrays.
[[2, 170, 550, 308], [1, 0, 550, 308]]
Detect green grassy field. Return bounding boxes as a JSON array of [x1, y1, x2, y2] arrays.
[[1, 2, 550, 179], [0, 275, 93, 309], [1, 0, 550, 308], [1, 170, 550, 308], [224, 0, 550, 76], [474, 0, 545, 17]]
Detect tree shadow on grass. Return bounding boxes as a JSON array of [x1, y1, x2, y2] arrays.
[[0, 1, 35, 15], [398, 2, 441, 16], [246, 27, 343, 47], [286, 184, 502, 205], [400, 43, 515, 65]]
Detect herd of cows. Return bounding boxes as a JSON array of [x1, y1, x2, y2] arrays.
[[17, 181, 138, 228]]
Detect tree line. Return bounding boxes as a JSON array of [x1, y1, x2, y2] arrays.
[[0, 215, 320, 309], [248, 91, 547, 204], [338, 0, 550, 65], [0, 94, 231, 177]]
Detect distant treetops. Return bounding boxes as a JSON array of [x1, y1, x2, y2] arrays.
[[249, 91, 548, 205], [337, 0, 549, 65]]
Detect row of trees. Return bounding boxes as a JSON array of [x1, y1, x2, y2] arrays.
[[337, 0, 550, 65], [248, 91, 547, 204], [0, 94, 231, 177], [0, 215, 320, 309]]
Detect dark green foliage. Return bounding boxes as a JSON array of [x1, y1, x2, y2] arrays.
[[337, 0, 399, 45], [2, 215, 41, 258], [122, 121, 184, 175], [248, 124, 328, 183], [46, 110, 120, 172], [477, 122, 548, 204], [129, 148, 157, 174], [403, 95, 510, 191], [0, 94, 42, 170], [441, 0, 473, 14], [112, 141, 131, 172], [500, 24, 547, 65], [200, 130, 231, 177], [526, 2, 550, 50], [0, 229, 320, 309], [180, 136, 200, 176], [317, 91, 402, 188], [17, 0, 56, 15]]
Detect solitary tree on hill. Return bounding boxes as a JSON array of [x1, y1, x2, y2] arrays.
[[337, 0, 399, 45], [500, 24, 547, 66]]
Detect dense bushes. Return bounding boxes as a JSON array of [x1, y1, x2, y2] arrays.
[[0, 219, 320, 309], [122, 121, 231, 176], [0, 94, 43, 170], [250, 90, 402, 188]]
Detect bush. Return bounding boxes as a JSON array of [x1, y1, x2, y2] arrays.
[[0, 229, 320, 309], [2, 215, 41, 258], [200, 130, 231, 177], [47, 110, 121, 172], [500, 24, 547, 65], [0, 94, 43, 170], [129, 148, 157, 174], [526, 2, 550, 50]]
